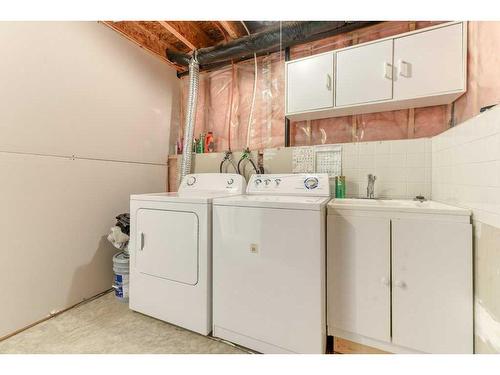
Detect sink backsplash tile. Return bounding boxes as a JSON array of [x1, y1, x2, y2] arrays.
[[341, 138, 432, 200]]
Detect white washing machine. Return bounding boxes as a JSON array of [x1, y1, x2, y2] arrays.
[[212, 173, 331, 353], [129, 173, 246, 335]]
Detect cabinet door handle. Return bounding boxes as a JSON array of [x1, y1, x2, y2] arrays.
[[394, 280, 406, 288], [380, 277, 390, 286], [326, 74, 332, 91], [399, 60, 411, 78], [139, 232, 145, 250], [384, 62, 393, 80]]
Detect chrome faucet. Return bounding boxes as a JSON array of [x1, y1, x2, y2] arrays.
[[367, 174, 376, 199]]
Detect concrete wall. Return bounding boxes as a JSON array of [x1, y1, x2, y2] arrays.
[[0, 22, 179, 338], [432, 106, 500, 353]]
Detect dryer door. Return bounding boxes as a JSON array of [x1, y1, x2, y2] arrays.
[[136, 209, 199, 285]]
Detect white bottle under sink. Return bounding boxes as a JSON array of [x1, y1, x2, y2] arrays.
[[327, 198, 473, 354]]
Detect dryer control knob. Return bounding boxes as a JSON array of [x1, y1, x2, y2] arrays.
[[275, 178, 282, 186], [227, 178, 234, 185], [304, 177, 319, 190], [186, 176, 196, 186], [264, 179, 271, 186], [255, 178, 262, 186]]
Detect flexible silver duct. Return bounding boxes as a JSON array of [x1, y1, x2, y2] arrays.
[[179, 54, 200, 184]]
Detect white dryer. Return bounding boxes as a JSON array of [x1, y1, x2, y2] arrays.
[[212, 173, 331, 353], [129, 173, 246, 335]]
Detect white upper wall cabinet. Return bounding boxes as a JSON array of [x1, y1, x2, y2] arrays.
[[286, 53, 334, 114], [285, 22, 467, 121], [393, 23, 464, 100], [335, 39, 394, 107]]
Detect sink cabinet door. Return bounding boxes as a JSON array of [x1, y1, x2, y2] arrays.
[[327, 214, 391, 342], [391, 218, 473, 353]]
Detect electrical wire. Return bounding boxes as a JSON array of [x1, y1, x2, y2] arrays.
[[220, 151, 239, 174], [227, 61, 235, 151], [240, 21, 257, 149], [237, 149, 260, 175], [237, 157, 244, 175], [248, 158, 259, 174], [206, 335, 256, 354]]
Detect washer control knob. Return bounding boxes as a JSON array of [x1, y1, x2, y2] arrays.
[[227, 178, 234, 185], [304, 177, 319, 190], [264, 179, 271, 186], [186, 176, 196, 186], [255, 178, 262, 186], [275, 178, 282, 186]]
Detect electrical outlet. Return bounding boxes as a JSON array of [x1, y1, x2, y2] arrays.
[[250, 243, 258, 253]]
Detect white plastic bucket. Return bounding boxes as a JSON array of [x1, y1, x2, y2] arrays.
[[112, 252, 129, 302]]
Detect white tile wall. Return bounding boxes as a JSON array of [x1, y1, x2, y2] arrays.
[[342, 138, 432, 199], [432, 106, 500, 228]]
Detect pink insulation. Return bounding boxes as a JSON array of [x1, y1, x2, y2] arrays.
[[454, 21, 500, 124], [180, 53, 285, 152], [178, 21, 500, 153]]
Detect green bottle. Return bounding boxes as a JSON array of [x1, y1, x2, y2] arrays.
[[335, 176, 346, 198], [196, 133, 205, 153]]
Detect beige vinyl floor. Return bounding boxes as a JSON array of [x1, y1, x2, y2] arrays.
[[0, 292, 247, 354]]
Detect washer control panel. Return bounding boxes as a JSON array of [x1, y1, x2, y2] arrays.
[[179, 173, 246, 193], [247, 173, 330, 196]]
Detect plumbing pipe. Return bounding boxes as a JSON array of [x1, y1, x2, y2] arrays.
[[167, 21, 379, 68]]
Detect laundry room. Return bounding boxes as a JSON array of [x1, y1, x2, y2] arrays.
[[1, 1, 500, 374]]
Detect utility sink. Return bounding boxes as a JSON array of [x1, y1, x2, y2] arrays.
[[329, 198, 471, 216]]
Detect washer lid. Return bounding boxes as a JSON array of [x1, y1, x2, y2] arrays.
[[130, 191, 244, 204], [213, 195, 331, 211]]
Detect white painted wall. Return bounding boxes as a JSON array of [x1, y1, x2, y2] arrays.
[[0, 22, 179, 338]]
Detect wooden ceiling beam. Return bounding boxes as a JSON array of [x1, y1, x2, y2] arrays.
[[158, 21, 212, 50], [218, 21, 248, 39], [132, 21, 176, 51], [100, 21, 183, 72]]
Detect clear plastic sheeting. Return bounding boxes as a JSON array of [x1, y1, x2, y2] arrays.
[[288, 21, 450, 147], [180, 52, 285, 153], [454, 21, 500, 124], [177, 21, 500, 152]]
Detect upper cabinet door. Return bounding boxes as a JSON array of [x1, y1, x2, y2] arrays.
[[392, 218, 473, 354], [286, 53, 334, 114], [335, 39, 394, 107], [394, 23, 465, 100]]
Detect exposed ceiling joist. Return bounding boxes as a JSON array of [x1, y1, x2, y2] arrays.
[[168, 21, 380, 67], [218, 21, 248, 39], [158, 21, 211, 50], [101, 21, 179, 70], [132, 21, 175, 51]]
